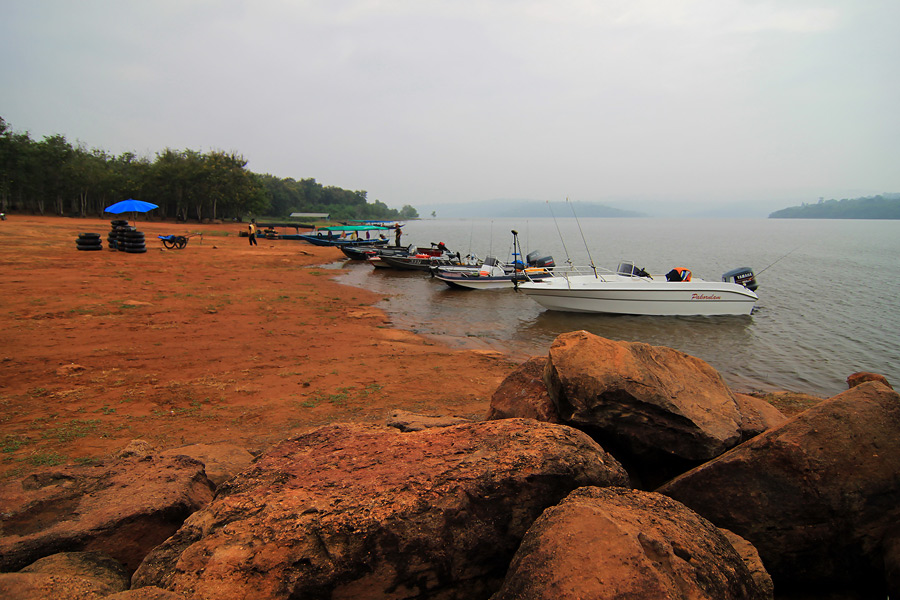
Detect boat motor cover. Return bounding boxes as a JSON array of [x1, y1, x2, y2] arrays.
[[526, 250, 555, 268], [722, 267, 759, 290]]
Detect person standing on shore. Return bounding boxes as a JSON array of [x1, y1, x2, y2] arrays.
[[248, 219, 258, 246]]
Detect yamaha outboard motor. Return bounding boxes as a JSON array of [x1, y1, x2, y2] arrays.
[[526, 250, 555, 268], [722, 267, 758, 291]]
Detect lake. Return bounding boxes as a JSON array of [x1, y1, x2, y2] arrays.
[[331, 217, 900, 399]]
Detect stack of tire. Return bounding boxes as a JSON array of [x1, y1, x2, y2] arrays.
[[116, 226, 147, 254], [108, 220, 128, 250], [76, 232, 103, 251]]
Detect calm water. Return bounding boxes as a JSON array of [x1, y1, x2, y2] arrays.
[[330, 218, 900, 398]]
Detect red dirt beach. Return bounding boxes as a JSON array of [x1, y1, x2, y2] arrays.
[[0, 216, 519, 478]]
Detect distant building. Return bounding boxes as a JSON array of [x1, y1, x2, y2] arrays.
[[290, 212, 330, 219]]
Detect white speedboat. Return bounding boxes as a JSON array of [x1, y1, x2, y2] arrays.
[[517, 262, 759, 316]]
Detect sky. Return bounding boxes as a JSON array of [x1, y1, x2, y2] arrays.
[[2, 0, 898, 216]]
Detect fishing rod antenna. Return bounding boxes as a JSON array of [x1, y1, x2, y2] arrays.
[[548, 200, 573, 267], [757, 246, 801, 276], [568, 197, 597, 277]]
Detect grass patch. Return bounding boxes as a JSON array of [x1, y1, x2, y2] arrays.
[[2, 434, 29, 453], [41, 419, 101, 443], [27, 451, 67, 466]]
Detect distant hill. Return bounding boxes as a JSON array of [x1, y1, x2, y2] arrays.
[[418, 199, 646, 219], [769, 194, 900, 219]]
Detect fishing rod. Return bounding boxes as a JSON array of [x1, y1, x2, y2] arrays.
[[547, 200, 572, 266], [756, 246, 801, 276], [568, 197, 597, 277]]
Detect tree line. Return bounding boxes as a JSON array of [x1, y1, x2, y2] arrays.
[[0, 116, 418, 222], [769, 194, 900, 219]]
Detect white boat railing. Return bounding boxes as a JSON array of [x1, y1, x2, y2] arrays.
[[519, 262, 666, 286]]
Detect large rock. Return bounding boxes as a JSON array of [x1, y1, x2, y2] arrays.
[[133, 419, 629, 599], [719, 529, 774, 599], [885, 525, 900, 597], [545, 331, 743, 484], [658, 381, 900, 597], [847, 371, 892, 390], [492, 486, 768, 600], [159, 442, 255, 488], [385, 409, 474, 432], [486, 356, 560, 422], [732, 393, 788, 440], [105, 588, 184, 599], [0, 455, 214, 573], [0, 551, 129, 599]]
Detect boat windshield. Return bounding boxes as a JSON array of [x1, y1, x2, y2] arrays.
[[617, 261, 636, 276]]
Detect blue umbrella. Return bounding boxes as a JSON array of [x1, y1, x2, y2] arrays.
[[104, 199, 158, 214]]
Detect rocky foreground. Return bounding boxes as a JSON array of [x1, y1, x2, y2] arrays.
[[1, 330, 898, 599]]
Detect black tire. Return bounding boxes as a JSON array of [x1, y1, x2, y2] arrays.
[[119, 243, 146, 250], [76, 245, 103, 251], [176, 239, 187, 249], [162, 239, 177, 249], [78, 232, 101, 240], [123, 247, 147, 254]]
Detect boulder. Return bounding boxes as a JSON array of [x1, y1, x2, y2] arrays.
[[658, 381, 900, 597], [719, 529, 774, 599], [0, 455, 214, 573], [385, 409, 473, 432], [0, 551, 129, 599], [132, 419, 629, 599], [159, 442, 255, 488], [486, 356, 560, 422], [847, 371, 892, 390], [733, 393, 788, 440], [545, 331, 742, 485], [105, 587, 184, 599], [116, 439, 155, 460], [884, 525, 900, 598], [492, 486, 768, 600]]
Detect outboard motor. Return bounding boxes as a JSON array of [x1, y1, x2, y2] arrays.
[[722, 267, 758, 291], [526, 250, 555, 268]]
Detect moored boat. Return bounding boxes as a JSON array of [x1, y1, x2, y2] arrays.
[[434, 250, 556, 290], [517, 261, 759, 316], [374, 242, 476, 271], [299, 225, 392, 246]]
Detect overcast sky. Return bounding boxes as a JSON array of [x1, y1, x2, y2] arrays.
[[2, 0, 898, 214]]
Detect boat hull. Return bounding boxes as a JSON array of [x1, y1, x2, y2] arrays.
[[518, 275, 758, 316], [435, 271, 552, 290], [380, 255, 464, 271], [300, 235, 387, 247]]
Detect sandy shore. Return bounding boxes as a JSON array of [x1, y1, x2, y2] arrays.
[[0, 216, 519, 479]]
